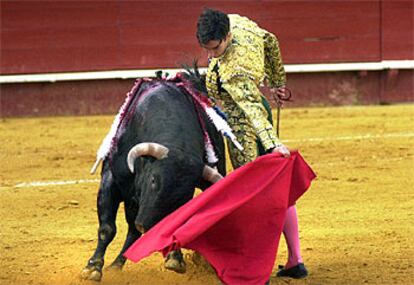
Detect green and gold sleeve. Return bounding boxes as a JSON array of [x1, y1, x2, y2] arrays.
[[222, 76, 281, 150], [264, 33, 286, 88]]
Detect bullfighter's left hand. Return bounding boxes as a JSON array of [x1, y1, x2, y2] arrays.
[[270, 85, 286, 97], [271, 144, 291, 157]]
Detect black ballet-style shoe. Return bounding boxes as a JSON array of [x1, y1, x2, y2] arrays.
[[276, 263, 308, 279]]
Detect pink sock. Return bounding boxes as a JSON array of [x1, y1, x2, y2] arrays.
[[282, 206, 303, 269]]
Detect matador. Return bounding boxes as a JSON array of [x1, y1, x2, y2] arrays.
[[205, 13, 287, 168], [197, 8, 309, 280]]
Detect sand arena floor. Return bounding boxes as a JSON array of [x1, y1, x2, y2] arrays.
[[0, 104, 413, 285]]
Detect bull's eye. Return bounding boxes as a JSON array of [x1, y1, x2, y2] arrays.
[[150, 176, 157, 190]]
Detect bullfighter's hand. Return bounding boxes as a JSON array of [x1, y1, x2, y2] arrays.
[[270, 85, 286, 98], [277, 85, 286, 97], [272, 144, 291, 157]]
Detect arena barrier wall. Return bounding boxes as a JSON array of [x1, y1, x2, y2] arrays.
[[1, 1, 413, 117], [1, 68, 412, 118]]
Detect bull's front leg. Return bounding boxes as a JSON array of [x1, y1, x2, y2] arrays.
[[81, 169, 120, 281], [108, 199, 141, 269]]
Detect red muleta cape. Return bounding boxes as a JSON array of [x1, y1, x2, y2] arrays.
[[124, 151, 316, 285]]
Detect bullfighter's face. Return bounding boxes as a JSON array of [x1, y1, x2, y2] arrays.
[[202, 32, 232, 58]]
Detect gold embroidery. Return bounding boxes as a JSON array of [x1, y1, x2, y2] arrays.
[[206, 14, 286, 168]]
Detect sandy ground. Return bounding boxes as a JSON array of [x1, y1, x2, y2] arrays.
[[1, 104, 413, 285]]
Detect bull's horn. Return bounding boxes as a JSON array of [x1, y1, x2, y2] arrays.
[[90, 158, 102, 175], [127, 143, 169, 173], [202, 165, 223, 184]]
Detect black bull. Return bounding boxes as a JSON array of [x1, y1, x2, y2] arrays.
[[81, 72, 226, 281]]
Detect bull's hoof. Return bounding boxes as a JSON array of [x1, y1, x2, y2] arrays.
[[80, 267, 102, 281], [107, 256, 126, 271], [164, 251, 186, 274], [106, 263, 123, 271]]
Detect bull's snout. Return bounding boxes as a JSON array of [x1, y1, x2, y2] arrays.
[[135, 223, 145, 234]]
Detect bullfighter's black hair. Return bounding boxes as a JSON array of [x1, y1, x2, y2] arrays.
[[196, 8, 230, 45]]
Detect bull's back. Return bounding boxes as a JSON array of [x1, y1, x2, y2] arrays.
[[135, 84, 204, 144], [113, 83, 205, 164]]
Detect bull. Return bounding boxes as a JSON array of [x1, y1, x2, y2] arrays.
[[81, 68, 226, 281]]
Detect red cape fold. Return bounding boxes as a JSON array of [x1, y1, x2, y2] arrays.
[[124, 151, 316, 285]]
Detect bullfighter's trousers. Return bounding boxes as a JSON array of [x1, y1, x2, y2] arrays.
[[227, 96, 274, 169]]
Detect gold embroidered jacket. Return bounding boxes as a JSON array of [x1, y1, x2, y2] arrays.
[[206, 14, 286, 151]]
